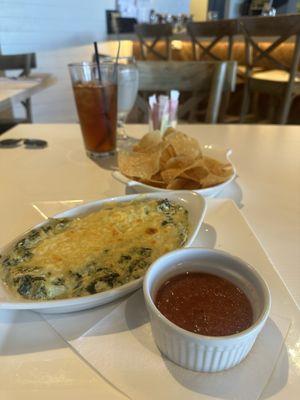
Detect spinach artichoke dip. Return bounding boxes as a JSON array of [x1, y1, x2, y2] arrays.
[[0, 199, 189, 300]]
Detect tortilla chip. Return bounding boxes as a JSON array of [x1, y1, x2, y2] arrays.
[[117, 129, 234, 191], [141, 172, 166, 188], [164, 131, 202, 159], [200, 173, 230, 188], [133, 130, 162, 153], [118, 149, 161, 180], [162, 127, 177, 139], [159, 143, 177, 170], [161, 168, 183, 184], [151, 172, 163, 181], [140, 179, 166, 188], [180, 165, 209, 182], [167, 177, 201, 190], [164, 155, 196, 170], [203, 156, 233, 177]]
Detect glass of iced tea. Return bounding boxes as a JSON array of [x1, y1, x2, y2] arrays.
[[68, 61, 117, 158]]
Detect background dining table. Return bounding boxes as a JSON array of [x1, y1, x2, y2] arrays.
[[0, 74, 55, 112], [0, 123, 299, 400]]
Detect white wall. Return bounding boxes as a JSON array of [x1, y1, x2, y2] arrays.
[[190, 0, 208, 21], [224, 0, 245, 18], [0, 0, 192, 123], [152, 0, 190, 14], [30, 45, 94, 123], [0, 0, 115, 122], [30, 41, 133, 123], [0, 0, 115, 54]]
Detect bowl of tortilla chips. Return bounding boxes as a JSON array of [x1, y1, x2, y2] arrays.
[[114, 128, 236, 197]]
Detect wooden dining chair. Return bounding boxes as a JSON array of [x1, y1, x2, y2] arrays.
[[186, 20, 238, 122], [135, 60, 237, 124], [134, 23, 173, 61], [187, 20, 238, 62], [0, 53, 36, 124], [239, 15, 300, 124]]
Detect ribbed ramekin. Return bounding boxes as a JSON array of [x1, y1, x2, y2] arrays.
[[143, 248, 271, 372]]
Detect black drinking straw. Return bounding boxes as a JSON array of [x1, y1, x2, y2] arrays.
[[113, 39, 121, 81], [93, 41, 112, 150], [93, 41, 102, 82], [116, 39, 121, 62]]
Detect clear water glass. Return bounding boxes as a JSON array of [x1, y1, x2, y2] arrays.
[[115, 57, 139, 140]]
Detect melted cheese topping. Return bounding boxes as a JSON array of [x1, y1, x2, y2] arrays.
[[27, 203, 183, 273], [1, 199, 189, 300]]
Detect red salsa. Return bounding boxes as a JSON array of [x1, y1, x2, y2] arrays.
[[155, 272, 253, 336]]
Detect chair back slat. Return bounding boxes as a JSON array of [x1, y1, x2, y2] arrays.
[[187, 20, 238, 61], [187, 20, 238, 38], [0, 53, 36, 123], [238, 15, 300, 37], [134, 23, 172, 60], [239, 15, 300, 124], [239, 16, 300, 72], [138, 61, 214, 91], [0, 53, 36, 76], [136, 61, 237, 123], [135, 23, 172, 38]]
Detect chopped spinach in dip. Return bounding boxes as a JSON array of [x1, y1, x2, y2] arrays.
[[0, 199, 189, 300]]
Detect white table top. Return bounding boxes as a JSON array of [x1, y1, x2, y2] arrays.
[[0, 123, 299, 399], [1, 123, 299, 305], [0, 74, 55, 112]]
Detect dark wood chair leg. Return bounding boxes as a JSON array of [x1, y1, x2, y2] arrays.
[[218, 91, 231, 122], [206, 62, 227, 124], [266, 95, 277, 123], [22, 98, 32, 122], [251, 92, 260, 121], [240, 81, 250, 122], [277, 90, 292, 124]]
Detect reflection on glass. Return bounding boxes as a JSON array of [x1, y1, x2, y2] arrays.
[[117, 58, 139, 139]]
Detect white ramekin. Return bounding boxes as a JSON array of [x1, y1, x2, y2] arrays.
[[143, 248, 271, 372]]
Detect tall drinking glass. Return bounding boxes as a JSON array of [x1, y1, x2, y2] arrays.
[[115, 57, 139, 140], [68, 61, 117, 158]]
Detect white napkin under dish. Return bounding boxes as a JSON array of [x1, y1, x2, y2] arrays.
[[66, 289, 290, 400]]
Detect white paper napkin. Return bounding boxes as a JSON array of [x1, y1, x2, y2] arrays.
[[44, 297, 126, 341], [36, 199, 291, 399], [68, 289, 290, 400]]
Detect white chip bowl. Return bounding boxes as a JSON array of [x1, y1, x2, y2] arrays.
[[0, 191, 206, 313], [143, 248, 271, 372], [113, 145, 236, 198]]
